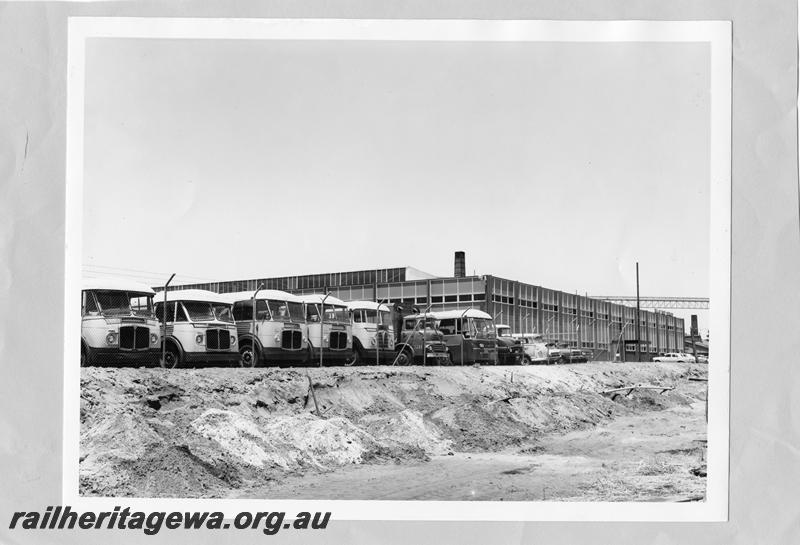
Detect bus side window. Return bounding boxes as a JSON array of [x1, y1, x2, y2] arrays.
[[232, 301, 249, 321], [83, 292, 99, 315], [256, 300, 269, 320], [175, 303, 188, 322], [439, 319, 456, 336], [352, 310, 363, 323]]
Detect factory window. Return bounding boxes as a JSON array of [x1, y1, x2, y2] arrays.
[[458, 294, 472, 302], [472, 293, 485, 301], [431, 296, 443, 303], [444, 295, 457, 303], [416, 297, 428, 305]]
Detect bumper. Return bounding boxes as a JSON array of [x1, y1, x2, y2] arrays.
[[497, 350, 523, 364], [86, 347, 160, 366], [183, 351, 241, 365], [307, 347, 353, 365], [261, 347, 311, 365], [418, 351, 451, 364]]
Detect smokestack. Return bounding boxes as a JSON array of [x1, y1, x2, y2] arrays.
[[454, 251, 466, 278]]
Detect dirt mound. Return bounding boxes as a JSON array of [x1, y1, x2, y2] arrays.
[[79, 362, 706, 497]]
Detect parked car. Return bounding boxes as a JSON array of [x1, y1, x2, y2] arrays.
[[652, 352, 695, 363], [696, 354, 709, 363], [558, 344, 589, 363]]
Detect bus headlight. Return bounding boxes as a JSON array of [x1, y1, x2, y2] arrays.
[[105, 332, 117, 345], [230, 335, 236, 346], [195, 334, 204, 345], [274, 333, 281, 343], [150, 333, 159, 345], [369, 337, 376, 347]]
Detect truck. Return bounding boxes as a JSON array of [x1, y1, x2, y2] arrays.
[[393, 311, 451, 365], [493, 324, 525, 365], [512, 333, 552, 365]]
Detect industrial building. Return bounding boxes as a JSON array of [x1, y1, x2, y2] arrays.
[[168, 252, 685, 361]]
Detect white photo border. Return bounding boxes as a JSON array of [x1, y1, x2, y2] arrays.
[[64, 17, 731, 522]]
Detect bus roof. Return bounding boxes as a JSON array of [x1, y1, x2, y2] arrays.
[[346, 300, 391, 312], [221, 289, 303, 304], [82, 278, 156, 295], [299, 293, 347, 306], [402, 309, 493, 320], [431, 309, 493, 320], [153, 289, 230, 305]]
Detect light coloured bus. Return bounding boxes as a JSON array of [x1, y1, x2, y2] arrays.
[[226, 290, 308, 367], [153, 289, 239, 368], [431, 309, 498, 365], [346, 300, 395, 365], [300, 294, 353, 366], [81, 279, 161, 366]]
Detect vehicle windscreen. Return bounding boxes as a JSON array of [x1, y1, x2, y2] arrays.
[[212, 304, 234, 323], [471, 318, 495, 339], [182, 301, 216, 322], [323, 305, 350, 323], [403, 318, 435, 330], [286, 302, 304, 322], [267, 300, 292, 321], [496, 326, 512, 337], [363, 309, 379, 324], [94, 290, 154, 317], [380, 310, 392, 326]]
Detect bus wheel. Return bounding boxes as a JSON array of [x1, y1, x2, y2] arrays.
[[239, 345, 259, 368], [346, 348, 361, 367], [395, 349, 412, 366], [521, 355, 531, 366], [161, 345, 180, 369]]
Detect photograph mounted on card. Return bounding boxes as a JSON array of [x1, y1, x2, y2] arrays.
[[64, 17, 731, 521]]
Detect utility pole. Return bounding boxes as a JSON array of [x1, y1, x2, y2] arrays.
[[635, 262, 641, 363], [161, 273, 176, 368]]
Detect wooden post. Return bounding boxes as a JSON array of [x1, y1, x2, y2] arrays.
[[306, 373, 321, 417]]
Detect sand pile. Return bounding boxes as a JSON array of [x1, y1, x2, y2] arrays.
[[79, 361, 706, 497]]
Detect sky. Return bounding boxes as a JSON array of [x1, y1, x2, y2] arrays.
[[82, 37, 712, 331]]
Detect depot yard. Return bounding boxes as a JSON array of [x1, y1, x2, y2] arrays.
[[79, 361, 708, 501]]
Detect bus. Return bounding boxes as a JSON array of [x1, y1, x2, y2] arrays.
[[153, 289, 239, 368], [300, 294, 353, 366], [430, 309, 499, 365], [81, 279, 161, 366], [346, 300, 395, 365], [226, 289, 308, 367]]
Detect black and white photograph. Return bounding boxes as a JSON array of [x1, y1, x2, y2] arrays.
[[63, 18, 730, 521]]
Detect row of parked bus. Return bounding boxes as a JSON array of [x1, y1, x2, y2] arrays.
[[79, 279, 531, 368]]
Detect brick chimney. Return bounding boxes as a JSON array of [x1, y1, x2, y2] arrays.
[[454, 251, 466, 278]]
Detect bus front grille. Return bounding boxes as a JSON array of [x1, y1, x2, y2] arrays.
[[120, 326, 149, 350], [206, 329, 230, 350], [281, 330, 302, 350], [329, 331, 348, 350]]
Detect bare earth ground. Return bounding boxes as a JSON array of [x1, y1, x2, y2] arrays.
[[79, 362, 707, 501]]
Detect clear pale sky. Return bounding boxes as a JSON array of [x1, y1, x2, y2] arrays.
[[82, 38, 711, 330]]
